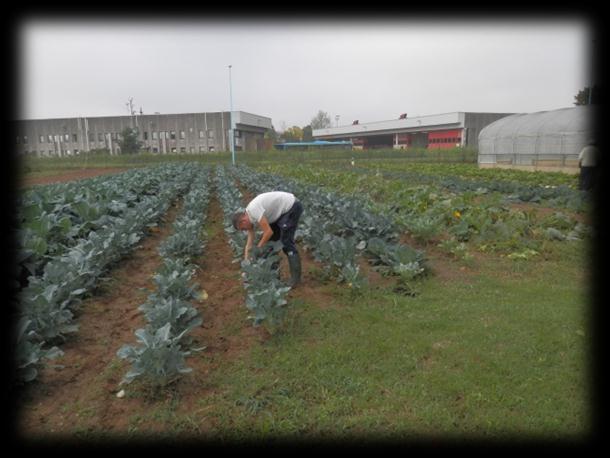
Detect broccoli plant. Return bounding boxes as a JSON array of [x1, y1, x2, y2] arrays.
[[14, 317, 64, 383], [147, 258, 201, 302], [138, 296, 202, 340], [241, 242, 292, 328], [116, 323, 193, 387], [365, 237, 427, 279]]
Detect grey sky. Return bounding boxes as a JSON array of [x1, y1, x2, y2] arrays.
[[18, 19, 591, 130]]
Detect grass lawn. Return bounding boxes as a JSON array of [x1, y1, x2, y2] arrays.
[[117, 242, 590, 441]]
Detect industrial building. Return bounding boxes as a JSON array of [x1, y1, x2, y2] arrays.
[[12, 111, 272, 157], [477, 105, 596, 174], [312, 112, 514, 150]]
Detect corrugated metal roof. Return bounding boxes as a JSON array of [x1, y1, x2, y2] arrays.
[[313, 112, 463, 137]]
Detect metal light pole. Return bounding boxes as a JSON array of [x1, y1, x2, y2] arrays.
[[228, 64, 235, 165], [588, 38, 596, 105]]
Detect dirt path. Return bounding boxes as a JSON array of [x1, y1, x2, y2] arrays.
[[20, 168, 132, 188]]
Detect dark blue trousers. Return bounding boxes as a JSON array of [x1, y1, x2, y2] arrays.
[[270, 200, 303, 255]]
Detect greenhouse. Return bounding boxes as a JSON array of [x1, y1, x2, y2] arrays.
[[477, 105, 595, 173]]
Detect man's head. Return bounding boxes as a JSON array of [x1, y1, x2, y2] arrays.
[[232, 211, 252, 231]]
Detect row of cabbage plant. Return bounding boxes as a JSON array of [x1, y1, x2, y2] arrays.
[[215, 166, 291, 330], [345, 164, 587, 212], [117, 165, 212, 388], [14, 164, 197, 384], [16, 166, 175, 287]]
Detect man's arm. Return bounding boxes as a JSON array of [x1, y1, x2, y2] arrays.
[[244, 228, 255, 260], [256, 216, 274, 248]]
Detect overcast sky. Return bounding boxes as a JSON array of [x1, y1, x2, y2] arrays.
[[18, 18, 592, 130]]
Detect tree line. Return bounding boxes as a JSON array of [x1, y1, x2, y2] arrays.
[[265, 110, 332, 144]]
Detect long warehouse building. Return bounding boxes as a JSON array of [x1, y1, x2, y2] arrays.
[[12, 111, 272, 157], [313, 112, 514, 150]]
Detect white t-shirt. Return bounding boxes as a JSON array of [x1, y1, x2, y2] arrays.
[[246, 191, 296, 224], [578, 145, 598, 167]]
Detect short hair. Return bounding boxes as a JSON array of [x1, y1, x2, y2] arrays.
[[231, 211, 246, 229]]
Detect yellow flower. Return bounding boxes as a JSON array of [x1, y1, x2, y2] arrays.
[[453, 210, 461, 219]]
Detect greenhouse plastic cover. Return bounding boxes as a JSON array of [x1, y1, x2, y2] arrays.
[[478, 106, 595, 163]]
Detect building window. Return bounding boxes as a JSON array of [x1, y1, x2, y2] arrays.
[[170, 131, 176, 140], [180, 147, 186, 152], [199, 146, 205, 152], [189, 147, 194, 153], [48, 135, 53, 143], [207, 130, 214, 139], [152, 131, 158, 140], [208, 146, 214, 152], [179, 130, 185, 139], [72, 134, 77, 142], [153, 147, 159, 153], [111, 132, 117, 140], [235, 130, 241, 137], [171, 147, 177, 153], [143, 131, 148, 140], [98, 133, 103, 142], [39, 135, 45, 143], [199, 130, 205, 139], [88, 132, 94, 142], [64, 134, 69, 142]]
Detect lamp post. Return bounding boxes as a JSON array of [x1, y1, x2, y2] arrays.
[[335, 114, 340, 127], [228, 64, 235, 165], [587, 40, 595, 105]]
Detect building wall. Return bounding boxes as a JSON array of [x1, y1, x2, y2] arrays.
[[427, 129, 464, 149], [314, 112, 514, 151], [13, 111, 270, 156]]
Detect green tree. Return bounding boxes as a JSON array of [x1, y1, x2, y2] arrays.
[[573, 85, 599, 105], [264, 125, 279, 143], [310, 110, 332, 129], [117, 127, 143, 154], [283, 126, 303, 142], [302, 125, 313, 142]]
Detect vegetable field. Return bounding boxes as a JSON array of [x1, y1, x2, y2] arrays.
[[12, 158, 593, 441]]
